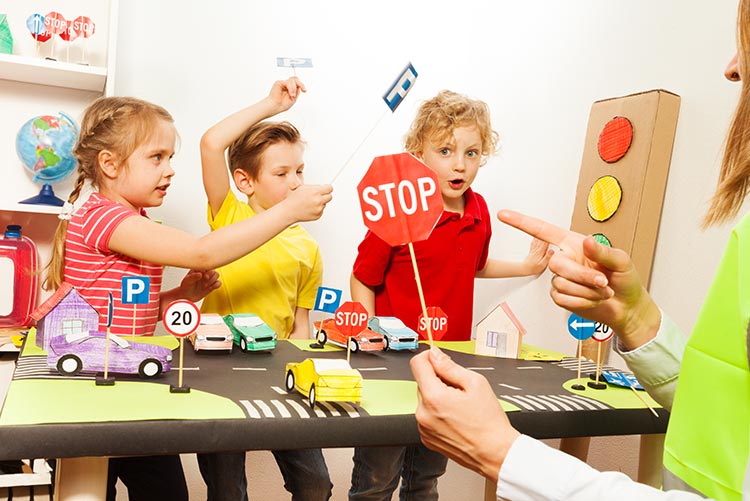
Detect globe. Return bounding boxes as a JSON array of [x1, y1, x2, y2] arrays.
[[15, 112, 79, 206]]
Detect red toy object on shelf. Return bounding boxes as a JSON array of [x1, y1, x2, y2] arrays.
[[0, 225, 38, 328]]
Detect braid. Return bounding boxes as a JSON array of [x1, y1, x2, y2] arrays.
[[42, 170, 88, 291]]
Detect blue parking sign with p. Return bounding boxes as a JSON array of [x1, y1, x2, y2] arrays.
[[122, 276, 151, 304], [314, 287, 343, 313], [383, 62, 418, 112]]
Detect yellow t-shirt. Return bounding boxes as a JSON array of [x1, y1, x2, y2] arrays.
[[200, 192, 323, 339]]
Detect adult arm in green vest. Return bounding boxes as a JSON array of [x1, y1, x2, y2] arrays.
[[410, 18, 750, 500]]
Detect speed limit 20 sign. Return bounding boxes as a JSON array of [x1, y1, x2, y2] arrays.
[[162, 300, 201, 338]]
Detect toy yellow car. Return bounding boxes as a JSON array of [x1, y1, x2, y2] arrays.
[[285, 358, 363, 408]]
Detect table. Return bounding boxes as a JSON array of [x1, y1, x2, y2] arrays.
[[0, 335, 668, 499]]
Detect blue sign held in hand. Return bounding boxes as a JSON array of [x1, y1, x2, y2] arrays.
[[383, 62, 418, 112], [276, 57, 313, 68], [567, 313, 596, 341], [314, 286, 343, 313]]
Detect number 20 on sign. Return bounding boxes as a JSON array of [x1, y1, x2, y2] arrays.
[[162, 300, 200, 393]]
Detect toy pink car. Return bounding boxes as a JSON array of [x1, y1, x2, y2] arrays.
[[313, 318, 385, 353], [188, 313, 233, 353]]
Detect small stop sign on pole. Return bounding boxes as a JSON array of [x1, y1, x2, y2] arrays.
[[418, 306, 448, 341], [357, 152, 443, 246], [334, 301, 369, 338]]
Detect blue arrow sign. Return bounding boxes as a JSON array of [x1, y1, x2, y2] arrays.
[[383, 62, 418, 112], [567, 313, 595, 341]]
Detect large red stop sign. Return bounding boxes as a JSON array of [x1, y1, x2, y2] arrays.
[[418, 306, 449, 340], [357, 153, 443, 246], [334, 301, 369, 337]]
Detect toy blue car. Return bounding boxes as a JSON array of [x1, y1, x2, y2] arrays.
[[223, 313, 277, 352], [367, 316, 419, 351]]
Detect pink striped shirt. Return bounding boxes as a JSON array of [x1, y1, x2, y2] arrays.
[[63, 193, 163, 336]]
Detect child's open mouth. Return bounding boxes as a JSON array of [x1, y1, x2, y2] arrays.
[[449, 179, 464, 189]]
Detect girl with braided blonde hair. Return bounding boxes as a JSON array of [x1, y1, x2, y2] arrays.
[[41, 95, 333, 500]]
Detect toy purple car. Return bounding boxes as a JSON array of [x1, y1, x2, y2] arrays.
[[47, 331, 173, 379]]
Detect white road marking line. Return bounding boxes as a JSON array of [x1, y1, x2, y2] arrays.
[[336, 402, 360, 418], [517, 366, 543, 370], [498, 383, 522, 390], [542, 395, 575, 411], [240, 400, 261, 419], [467, 367, 495, 371], [500, 395, 536, 411], [510, 395, 547, 410], [253, 399, 275, 418], [285, 399, 311, 418], [318, 401, 340, 416], [232, 367, 267, 371], [270, 400, 291, 418], [271, 386, 286, 395], [526, 395, 560, 411], [358, 367, 388, 371]]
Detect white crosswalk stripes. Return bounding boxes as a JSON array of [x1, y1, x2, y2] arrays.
[[500, 394, 611, 412], [270, 400, 292, 418], [253, 400, 275, 418], [285, 399, 311, 418], [318, 401, 340, 416], [240, 400, 261, 419]]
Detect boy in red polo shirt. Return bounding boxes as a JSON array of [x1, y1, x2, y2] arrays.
[[348, 90, 551, 500]]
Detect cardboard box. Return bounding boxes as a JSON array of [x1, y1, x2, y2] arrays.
[[570, 89, 680, 288]]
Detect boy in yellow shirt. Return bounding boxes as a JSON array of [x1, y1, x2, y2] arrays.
[[198, 77, 332, 501]]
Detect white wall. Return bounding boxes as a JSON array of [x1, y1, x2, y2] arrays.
[[108, 0, 739, 498]]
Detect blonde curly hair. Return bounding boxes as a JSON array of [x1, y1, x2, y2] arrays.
[[404, 90, 499, 165]]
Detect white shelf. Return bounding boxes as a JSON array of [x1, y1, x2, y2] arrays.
[[0, 203, 62, 215], [0, 53, 107, 92]]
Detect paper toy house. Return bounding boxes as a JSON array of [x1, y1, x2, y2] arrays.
[[474, 302, 527, 359], [31, 282, 99, 352]]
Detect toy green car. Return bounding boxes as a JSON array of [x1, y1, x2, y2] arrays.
[[223, 313, 277, 352]]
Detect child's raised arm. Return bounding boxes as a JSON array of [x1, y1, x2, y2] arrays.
[[475, 238, 553, 279], [108, 182, 332, 270], [200, 77, 307, 217]]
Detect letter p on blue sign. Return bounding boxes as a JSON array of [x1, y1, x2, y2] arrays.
[[383, 62, 418, 112], [314, 286, 343, 313], [122, 276, 151, 304]]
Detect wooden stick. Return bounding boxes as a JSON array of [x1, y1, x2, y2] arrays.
[[346, 335, 351, 365], [595, 341, 602, 383], [630, 384, 659, 417], [178, 338, 184, 388], [131, 305, 137, 341], [576, 340, 583, 386], [104, 327, 110, 380], [407, 242, 433, 346]]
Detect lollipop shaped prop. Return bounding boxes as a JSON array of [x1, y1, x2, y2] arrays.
[[567, 313, 596, 390], [357, 152, 443, 346]]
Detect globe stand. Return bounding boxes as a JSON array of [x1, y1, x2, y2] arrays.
[[19, 183, 65, 207]]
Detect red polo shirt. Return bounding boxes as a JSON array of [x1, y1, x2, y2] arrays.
[[352, 188, 491, 341]]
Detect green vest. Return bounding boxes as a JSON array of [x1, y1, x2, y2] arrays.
[[663, 214, 750, 500]]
